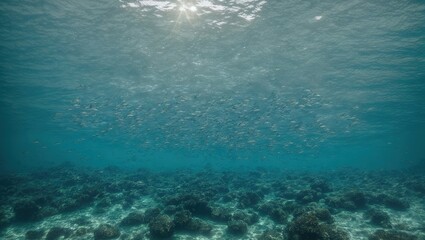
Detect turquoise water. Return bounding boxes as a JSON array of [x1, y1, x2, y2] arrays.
[[1, 2, 425, 239], [1, 0, 425, 171]]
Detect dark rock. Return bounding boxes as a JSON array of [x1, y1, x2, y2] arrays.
[[121, 212, 145, 226], [287, 212, 324, 240], [94, 224, 121, 240], [365, 209, 391, 228], [45, 227, 72, 240], [232, 210, 259, 225], [279, 188, 298, 199], [310, 179, 332, 193], [293, 207, 334, 224], [238, 191, 263, 208], [0, 175, 26, 188], [39, 207, 58, 218], [131, 232, 146, 240], [269, 207, 288, 224], [344, 191, 367, 209], [210, 207, 232, 222], [122, 199, 134, 210], [72, 216, 92, 226], [292, 206, 314, 218], [258, 229, 284, 240], [110, 180, 146, 192], [405, 181, 425, 195], [96, 198, 112, 208], [165, 194, 211, 216], [296, 189, 321, 204], [326, 191, 367, 211], [185, 199, 211, 216], [13, 200, 40, 222], [222, 194, 233, 202], [258, 201, 289, 224], [368, 230, 417, 240], [258, 201, 277, 215], [327, 227, 350, 240], [0, 208, 11, 228], [55, 198, 78, 212], [76, 186, 103, 206], [187, 218, 213, 236], [227, 220, 248, 235], [20, 186, 40, 195], [144, 208, 161, 223], [149, 215, 175, 239], [25, 229, 44, 240], [383, 196, 410, 211], [282, 201, 301, 213], [33, 195, 53, 206], [325, 197, 345, 211], [74, 227, 90, 236], [173, 210, 212, 235], [287, 212, 349, 240], [163, 204, 180, 215], [313, 208, 334, 224], [271, 182, 287, 192], [173, 210, 192, 229]]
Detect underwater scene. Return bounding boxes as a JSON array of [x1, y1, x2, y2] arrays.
[[1, 0, 425, 239]]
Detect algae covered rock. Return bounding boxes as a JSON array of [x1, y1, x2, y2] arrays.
[[25, 229, 44, 240], [238, 191, 263, 208], [258, 200, 289, 224], [296, 189, 321, 204], [310, 179, 332, 193], [143, 207, 161, 223], [13, 200, 41, 222], [368, 230, 417, 240], [187, 218, 213, 236], [326, 191, 367, 211], [165, 193, 212, 216], [382, 196, 410, 211], [364, 208, 391, 228], [227, 219, 248, 235], [120, 211, 145, 226], [0, 208, 11, 229], [258, 229, 285, 240], [210, 206, 232, 222], [45, 227, 72, 240], [173, 210, 192, 229], [231, 210, 259, 225], [94, 224, 121, 240], [148, 214, 175, 239], [287, 212, 349, 240], [293, 207, 334, 224]]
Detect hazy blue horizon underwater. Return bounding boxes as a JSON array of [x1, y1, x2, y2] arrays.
[[1, 0, 425, 173]]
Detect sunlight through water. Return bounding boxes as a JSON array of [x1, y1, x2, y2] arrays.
[[120, 0, 267, 26]]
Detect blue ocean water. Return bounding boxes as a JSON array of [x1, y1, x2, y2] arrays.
[[1, 0, 425, 172]]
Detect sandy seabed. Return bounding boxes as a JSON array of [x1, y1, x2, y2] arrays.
[[1, 165, 424, 240]]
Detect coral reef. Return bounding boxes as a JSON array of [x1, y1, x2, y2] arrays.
[[364, 208, 392, 228], [148, 215, 174, 239], [0, 166, 423, 239], [287, 212, 349, 240], [94, 224, 120, 240], [369, 230, 417, 240], [227, 219, 248, 235]]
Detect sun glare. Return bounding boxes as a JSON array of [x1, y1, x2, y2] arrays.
[[179, 4, 197, 12]]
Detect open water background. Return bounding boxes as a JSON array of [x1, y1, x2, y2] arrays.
[[1, 0, 425, 172]]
